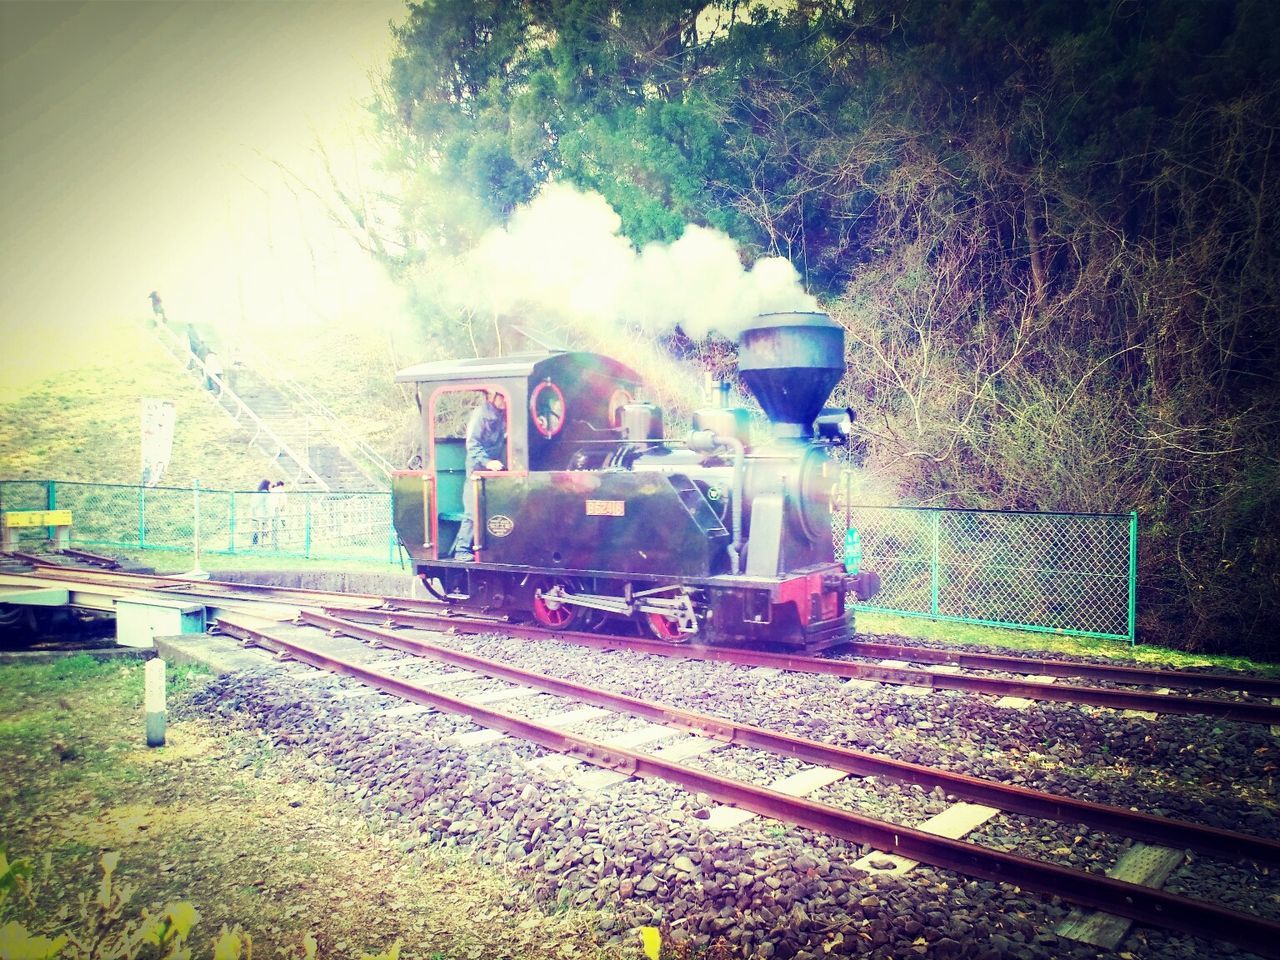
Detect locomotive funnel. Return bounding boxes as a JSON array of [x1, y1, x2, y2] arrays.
[[737, 312, 845, 438]]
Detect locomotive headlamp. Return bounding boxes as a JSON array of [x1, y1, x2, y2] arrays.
[[814, 407, 855, 444]]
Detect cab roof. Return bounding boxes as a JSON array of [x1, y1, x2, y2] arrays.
[[395, 350, 642, 386]]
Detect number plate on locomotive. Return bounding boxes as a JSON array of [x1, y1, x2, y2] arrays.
[[585, 499, 625, 517], [486, 515, 515, 537]]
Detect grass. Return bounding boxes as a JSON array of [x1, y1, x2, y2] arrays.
[[0, 313, 419, 491], [857, 610, 1280, 674], [0, 318, 274, 490], [0, 658, 633, 960]]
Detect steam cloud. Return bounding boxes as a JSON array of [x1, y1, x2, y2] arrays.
[[440, 184, 817, 340]]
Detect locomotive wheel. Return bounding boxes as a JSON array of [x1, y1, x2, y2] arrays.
[[644, 611, 685, 641], [531, 579, 581, 630]]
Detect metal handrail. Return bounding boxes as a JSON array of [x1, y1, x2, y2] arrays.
[[151, 324, 331, 491], [235, 341, 394, 485], [212, 376, 331, 491]]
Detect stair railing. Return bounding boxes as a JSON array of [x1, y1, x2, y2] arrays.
[[150, 322, 332, 491], [235, 342, 394, 487]]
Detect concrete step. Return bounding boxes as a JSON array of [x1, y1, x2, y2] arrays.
[[193, 357, 385, 491]]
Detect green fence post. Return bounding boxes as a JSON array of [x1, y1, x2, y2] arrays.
[[1128, 511, 1138, 647], [138, 485, 146, 549], [229, 491, 237, 553], [930, 510, 941, 617], [304, 495, 312, 559], [45, 480, 57, 546]]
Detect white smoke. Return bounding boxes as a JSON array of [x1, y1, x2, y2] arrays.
[[440, 184, 817, 340]]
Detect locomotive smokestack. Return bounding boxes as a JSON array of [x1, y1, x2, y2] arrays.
[[737, 312, 846, 439]]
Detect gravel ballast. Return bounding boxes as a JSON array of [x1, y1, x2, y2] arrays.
[[180, 624, 1279, 960]]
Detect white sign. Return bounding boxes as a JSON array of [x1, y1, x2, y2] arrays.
[[141, 398, 176, 486]]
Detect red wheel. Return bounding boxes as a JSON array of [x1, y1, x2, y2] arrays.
[[532, 580, 580, 630], [645, 611, 684, 640]]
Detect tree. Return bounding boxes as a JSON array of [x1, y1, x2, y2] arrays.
[[371, 0, 1280, 656]]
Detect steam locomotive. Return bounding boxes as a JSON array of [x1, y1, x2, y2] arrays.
[[391, 312, 879, 651]]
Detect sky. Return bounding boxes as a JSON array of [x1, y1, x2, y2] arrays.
[[0, 0, 405, 393]]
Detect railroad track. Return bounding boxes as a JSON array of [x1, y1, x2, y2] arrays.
[[328, 601, 1280, 726], [11, 559, 1278, 952], [214, 609, 1280, 957], [0, 560, 388, 609], [5, 560, 1279, 724]]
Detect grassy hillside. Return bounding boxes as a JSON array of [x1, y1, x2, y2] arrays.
[[0, 315, 416, 490]]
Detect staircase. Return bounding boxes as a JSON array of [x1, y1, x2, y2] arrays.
[[150, 321, 389, 492], [221, 367, 378, 491]]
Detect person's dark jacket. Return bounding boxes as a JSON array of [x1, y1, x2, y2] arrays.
[[464, 399, 505, 472]]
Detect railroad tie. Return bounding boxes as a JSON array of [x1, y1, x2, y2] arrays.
[[466, 686, 545, 706], [451, 704, 610, 749], [878, 659, 932, 696], [995, 675, 1059, 710], [701, 766, 849, 831], [1055, 843, 1185, 949], [651, 735, 723, 762], [404, 671, 473, 687], [528, 722, 684, 791], [850, 802, 1001, 877], [1121, 688, 1171, 720], [153, 634, 272, 675], [538, 706, 613, 729], [600, 724, 687, 751]]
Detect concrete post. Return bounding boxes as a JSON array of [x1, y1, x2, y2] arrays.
[[145, 658, 166, 747]]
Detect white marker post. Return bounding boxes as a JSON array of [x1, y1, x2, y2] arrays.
[[145, 658, 166, 747], [180, 479, 210, 580]]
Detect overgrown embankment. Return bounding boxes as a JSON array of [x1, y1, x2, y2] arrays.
[[370, 1, 1280, 659]]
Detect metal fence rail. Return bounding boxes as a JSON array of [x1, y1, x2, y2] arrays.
[[0, 480, 396, 565], [835, 503, 1137, 643]]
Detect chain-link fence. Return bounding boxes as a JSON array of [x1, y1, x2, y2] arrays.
[[835, 501, 1137, 643], [1, 480, 397, 565], [4, 478, 1136, 642]]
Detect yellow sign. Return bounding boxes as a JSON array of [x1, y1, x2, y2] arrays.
[[585, 499, 625, 517], [1, 509, 73, 528]]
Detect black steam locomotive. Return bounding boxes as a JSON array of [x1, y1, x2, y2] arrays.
[[391, 312, 879, 651]]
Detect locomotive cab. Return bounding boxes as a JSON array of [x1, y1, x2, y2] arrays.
[[393, 351, 643, 562]]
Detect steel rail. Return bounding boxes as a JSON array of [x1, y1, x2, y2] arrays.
[[847, 639, 1280, 697], [329, 604, 1280, 726], [4, 552, 48, 566], [215, 614, 1280, 958], [13, 563, 1276, 698], [57, 548, 122, 569], [302, 609, 1280, 866], [382, 595, 1280, 698], [15, 563, 387, 609]]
